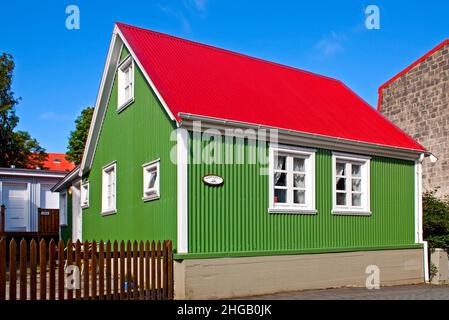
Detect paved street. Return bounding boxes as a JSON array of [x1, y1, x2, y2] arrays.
[[241, 284, 449, 300]]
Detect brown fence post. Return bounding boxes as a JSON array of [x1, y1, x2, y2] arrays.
[[83, 241, 90, 300], [91, 241, 97, 300], [49, 240, 56, 300], [139, 241, 144, 300], [0, 238, 6, 300], [19, 239, 27, 300], [0, 205, 5, 234], [132, 241, 138, 300], [39, 239, 47, 300], [167, 240, 173, 299], [58, 240, 65, 300], [30, 240, 37, 300], [99, 241, 105, 300], [156, 241, 161, 300], [66, 240, 73, 300], [9, 239, 17, 300]]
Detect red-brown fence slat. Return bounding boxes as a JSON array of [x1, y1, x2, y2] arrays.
[[66, 240, 73, 300], [91, 241, 97, 300], [39, 239, 47, 300], [58, 240, 65, 300], [0, 238, 6, 300], [163, 241, 168, 300], [75, 240, 82, 300], [151, 241, 156, 300], [49, 239, 56, 300], [167, 240, 173, 299], [119, 241, 125, 300], [9, 239, 17, 300], [145, 241, 150, 300], [133, 241, 138, 300], [99, 241, 105, 300], [83, 241, 90, 300], [126, 241, 132, 300], [113, 241, 119, 300], [19, 239, 27, 300], [106, 241, 112, 300], [29, 240, 37, 300], [139, 241, 144, 300], [156, 241, 161, 300]]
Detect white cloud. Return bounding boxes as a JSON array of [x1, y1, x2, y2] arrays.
[[158, 4, 192, 33], [314, 32, 347, 58]]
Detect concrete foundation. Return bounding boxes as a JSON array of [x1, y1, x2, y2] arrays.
[[174, 249, 425, 299], [430, 249, 449, 284]]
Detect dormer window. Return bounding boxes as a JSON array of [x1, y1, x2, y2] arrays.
[[117, 56, 134, 111]]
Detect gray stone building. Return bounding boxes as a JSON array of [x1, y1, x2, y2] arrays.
[[379, 39, 449, 195]]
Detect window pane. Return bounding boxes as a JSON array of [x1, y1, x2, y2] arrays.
[[274, 172, 287, 186], [352, 193, 361, 207], [274, 189, 287, 203], [294, 174, 305, 188], [352, 164, 361, 177], [336, 177, 346, 191], [293, 158, 305, 172], [148, 171, 157, 189], [274, 156, 286, 170], [294, 190, 305, 204], [336, 163, 346, 176], [352, 179, 361, 192], [336, 192, 346, 205]]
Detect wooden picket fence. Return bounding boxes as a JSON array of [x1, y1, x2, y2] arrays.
[[0, 238, 173, 300]]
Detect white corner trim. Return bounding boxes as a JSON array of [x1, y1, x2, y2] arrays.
[[177, 128, 189, 254], [415, 157, 429, 282]]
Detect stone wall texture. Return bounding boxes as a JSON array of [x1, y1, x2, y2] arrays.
[[380, 42, 449, 195]]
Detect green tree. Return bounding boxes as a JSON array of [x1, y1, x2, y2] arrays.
[[66, 106, 94, 165], [423, 189, 449, 248], [0, 52, 47, 168]]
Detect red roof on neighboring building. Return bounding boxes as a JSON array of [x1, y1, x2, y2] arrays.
[[117, 22, 425, 152], [42, 153, 75, 172], [378, 39, 449, 111]]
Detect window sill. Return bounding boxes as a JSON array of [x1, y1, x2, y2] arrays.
[[81, 204, 89, 209], [268, 208, 317, 215], [332, 209, 371, 216], [101, 209, 117, 216], [117, 98, 135, 114], [143, 194, 160, 202]]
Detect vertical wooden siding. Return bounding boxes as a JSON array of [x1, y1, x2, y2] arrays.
[[188, 136, 416, 255]]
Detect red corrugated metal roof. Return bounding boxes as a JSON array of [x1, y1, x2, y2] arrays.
[[117, 22, 425, 152], [43, 153, 75, 172], [378, 39, 449, 111]]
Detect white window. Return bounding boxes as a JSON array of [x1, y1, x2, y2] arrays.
[[81, 182, 89, 209], [143, 160, 160, 201], [102, 162, 117, 214], [332, 152, 371, 215], [268, 145, 316, 214], [117, 56, 134, 111], [59, 192, 67, 226]]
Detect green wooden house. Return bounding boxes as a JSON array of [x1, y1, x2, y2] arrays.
[[55, 22, 432, 299]]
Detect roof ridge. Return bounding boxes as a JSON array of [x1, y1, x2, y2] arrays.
[[115, 22, 340, 83]]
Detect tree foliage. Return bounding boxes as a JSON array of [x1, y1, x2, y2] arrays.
[[0, 52, 47, 168], [66, 106, 94, 165], [423, 189, 449, 249]]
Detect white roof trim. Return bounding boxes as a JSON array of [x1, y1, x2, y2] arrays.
[[51, 167, 81, 192], [80, 24, 178, 175], [0, 168, 67, 179], [178, 113, 427, 161]]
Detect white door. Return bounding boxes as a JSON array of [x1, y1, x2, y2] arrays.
[[2, 182, 28, 231], [72, 183, 82, 241]]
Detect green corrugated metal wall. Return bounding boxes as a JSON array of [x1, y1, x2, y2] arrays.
[[188, 135, 416, 255], [81, 46, 178, 246]]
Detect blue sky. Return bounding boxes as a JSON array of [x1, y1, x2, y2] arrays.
[[1, 0, 448, 152]]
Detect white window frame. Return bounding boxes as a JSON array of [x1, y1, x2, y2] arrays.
[[81, 182, 90, 209], [102, 161, 117, 215], [117, 56, 134, 112], [143, 159, 160, 202], [59, 191, 68, 226], [332, 152, 371, 216], [268, 144, 316, 214]]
